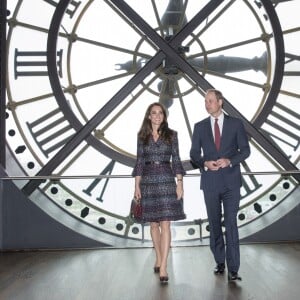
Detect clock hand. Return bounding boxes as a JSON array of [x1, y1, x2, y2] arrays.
[[158, 79, 176, 109], [189, 52, 267, 75], [158, 0, 187, 109], [22, 0, 225, 195], [116, 52, 267, 75], [160, 0, 187, 36]]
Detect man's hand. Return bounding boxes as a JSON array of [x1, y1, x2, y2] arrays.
[[205, 160, 220, 171], [205, 158, 231, 171], [216, 158, 231, 168]]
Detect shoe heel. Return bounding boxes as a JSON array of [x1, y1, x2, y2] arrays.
[[159, 276, 169, 284]]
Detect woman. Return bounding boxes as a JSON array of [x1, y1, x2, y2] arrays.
[[132, 102, 186, 283]]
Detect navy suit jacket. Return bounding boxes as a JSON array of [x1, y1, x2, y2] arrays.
[[190, 115, 250, 191]]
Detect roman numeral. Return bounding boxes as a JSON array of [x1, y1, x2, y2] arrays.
[[284, 52, 300, 76], [261, 102, 300, 155], [14, 49, 63, 79], [26, 107, 75, 158], [82, 160, 116, 202], [43, 0, 81, 18], [240, 161, 262, 199]]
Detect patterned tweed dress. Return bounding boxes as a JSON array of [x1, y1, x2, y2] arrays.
[[132, 130, 186, 222]]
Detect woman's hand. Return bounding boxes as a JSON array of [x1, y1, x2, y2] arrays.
[[134, 176, 142, 200], [134, 186, 142, 201]]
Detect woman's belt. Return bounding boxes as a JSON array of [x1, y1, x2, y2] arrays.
[[145, 161, 170, 165]]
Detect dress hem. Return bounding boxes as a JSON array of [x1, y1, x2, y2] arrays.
[[141, 215, 186, 223]]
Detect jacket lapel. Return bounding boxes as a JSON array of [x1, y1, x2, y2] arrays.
[[220, 115, 229, 150], [204, 117, 215, 146]]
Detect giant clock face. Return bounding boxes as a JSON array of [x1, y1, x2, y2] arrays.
[[5, 0, 300, 246]]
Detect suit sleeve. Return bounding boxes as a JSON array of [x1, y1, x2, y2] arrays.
[[171, 131, 186, 176], [132, 138, 144, 177], [230, 120, 250, 166], [190, 123, 205, 170]]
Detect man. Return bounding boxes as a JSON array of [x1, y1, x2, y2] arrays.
[[190, 89, 250, 282]]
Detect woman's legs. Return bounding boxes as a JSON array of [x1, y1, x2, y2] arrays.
[[159, 220, 171, 276], [150, 221, 171, 277], [150, 222, 161, 268]]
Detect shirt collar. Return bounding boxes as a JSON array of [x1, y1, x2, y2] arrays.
[[210, 112, 224, 122]]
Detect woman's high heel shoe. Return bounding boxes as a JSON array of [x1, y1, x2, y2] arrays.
[[159, 269, 169, 283], [159, 275, 169, 283], [154, 266, 160, 273]]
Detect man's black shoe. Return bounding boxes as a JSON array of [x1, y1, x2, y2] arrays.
[[214, 263, 225, 274], [228, 271, 242, 282]]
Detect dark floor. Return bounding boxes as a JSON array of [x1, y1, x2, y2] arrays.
[[0, 242, 299, 300]]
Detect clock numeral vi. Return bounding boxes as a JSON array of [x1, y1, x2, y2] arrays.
[[240, 161, 262, 199], [82, 160, 116, 202], [14, 49, 63, 79], [26, 107, 75, 158], [261, 102, 300, 154], [43, 0, 81, 18]]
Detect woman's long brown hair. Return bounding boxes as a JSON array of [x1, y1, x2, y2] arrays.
[[138, 102, 173, 144]]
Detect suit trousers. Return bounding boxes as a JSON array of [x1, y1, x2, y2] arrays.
[[203, 184, 240, 272]]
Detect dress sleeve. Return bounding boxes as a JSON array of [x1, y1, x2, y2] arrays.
[[171, 131, 186, 176], [132, 137, 144, 177]]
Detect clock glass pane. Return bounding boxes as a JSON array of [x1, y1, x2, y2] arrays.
[[5, 0, 300, 245]]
